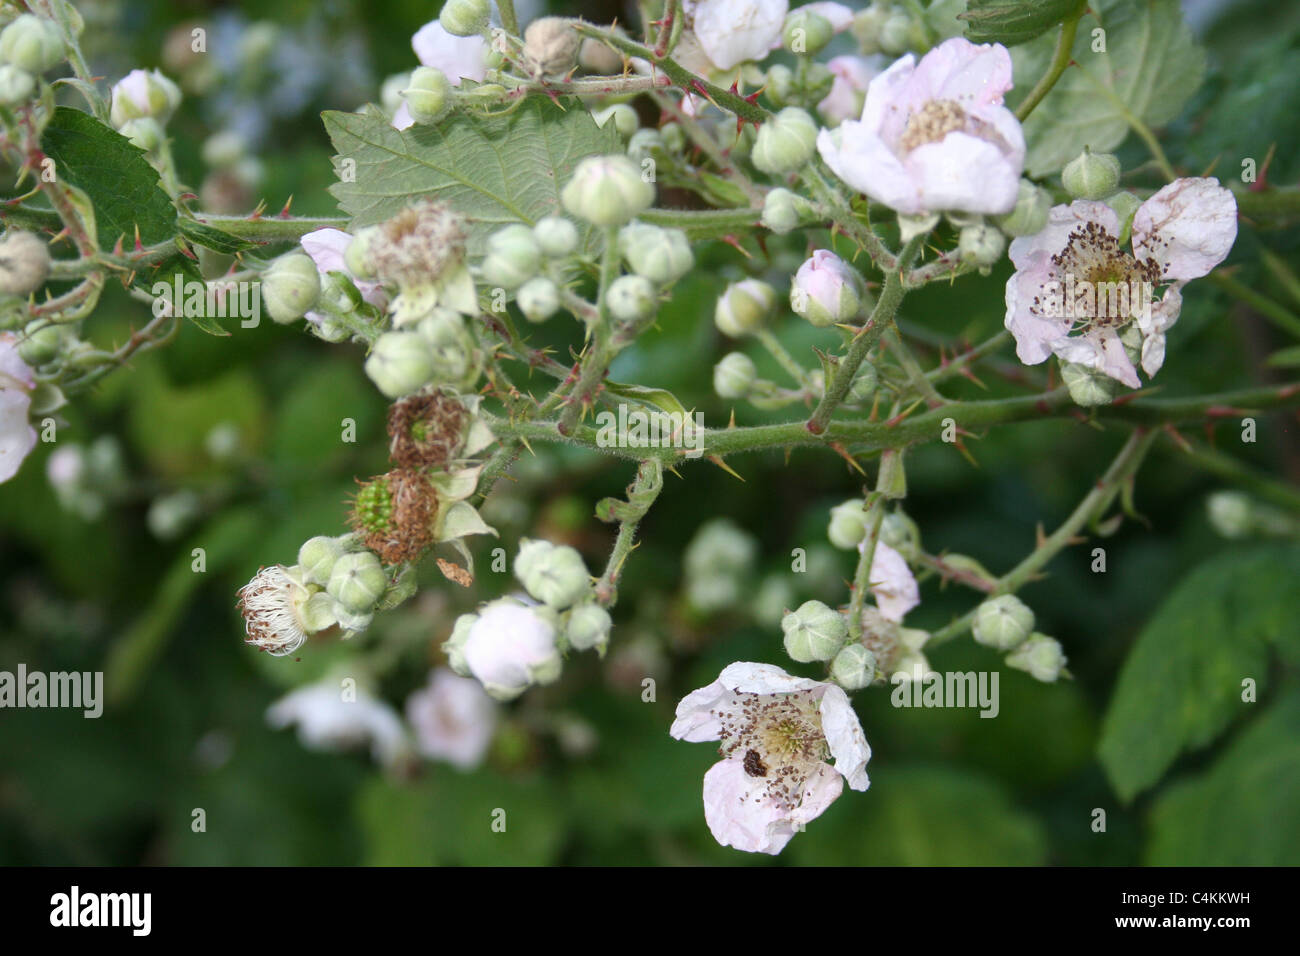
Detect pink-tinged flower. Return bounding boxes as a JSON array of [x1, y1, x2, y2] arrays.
[[688, 0, 789, 71], [800, 2, 854, 32], [300, 228, 388, 319], [1004, 178, 1238, 387], [671, 662, 870, 854], [412, 20, 486, 85], [818, 55, 878, 127], [405, 668, 497, 770], [267, 679, 410, 767], [816, 37, 1024, 216], [861, 540, 919, 622], [0, 333, 36, 484]]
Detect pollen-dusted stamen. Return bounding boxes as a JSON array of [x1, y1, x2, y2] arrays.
[[237, 565, 310, 656], [387, 392, 468, 469], [349, 469, 438, 566], [711, 689, 828, 811], [1031, 221, 1163, 330], [368, 199, 467, 288], [899, 99, 969, 152]]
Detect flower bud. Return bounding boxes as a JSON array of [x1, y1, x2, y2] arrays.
[[846, 362, 878, 404], [784, 9, 834, 55], [619, 222, 693, 284], [0, 14, 63, 74], [592, 103, 638, 139], [119, 117, 163, 153], [714, 279, 776, 337], [1061, 360, 1119, 407], [958, 222, 1006, 270], [515, 538, 592, 609], [439, 0, 491, 37], [877, 447, 907, 500], [17, 320, 65, 366], [463, 598, 562, 699], [781, 599, 848, 662], [972, 594, 1034, 650], [1207, 490, 1253, 539], [417, 310, 478, 388], [993, 179, 1052, 238], [442, 612, 478, 676], [660, 122, 685, 153], [562, 155, 654, 227], [752, 107, 818, 175], [327, 550, 388, 615], [533, 216, 579, 257], [714, 352, 758, 399], [1062, 147, 1121, 201], [765, 64, 796, 107], [761, 187, 816, 235], [523, 17, 581, 79], [344, 226, 379, 279], [403, 66, 453, 125], [481, 223, 542, 289], [201, 129, 247, 169], [879, 510, 920, 557], [110, 68, 181, 128], [828, 499, 868, 549], [831, 642, 877, 690], [365, 331, 436, 398], [1005, 633, 1067, 682], [262, 253, 321, 323], [580, 36, 624, 75], [626, 128, 664, 168], [851, 4, 890, 54], [565, 603, 612, 654], [333, 606, 374, 635], [878, 11, 918, 55], [0, 230, 51, 295], [607, 274, 657, 322], [299, 535, 345, 587], [0, 64, 34, 106], [791, 249, 865, 326], [516, 276, 561, 323]]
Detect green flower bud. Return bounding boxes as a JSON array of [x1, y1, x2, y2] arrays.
[[201, 130, 247, 169], [1062, 147, 1121, 201], [877, 447, 907, 500], [878, 11, 917, 55], [0, 64, 34, 106], [592, 103, 639, 139], [828, 499, 868, 549], [565, 603, 612, 654], [1207, 490, 1254, 539], [439, 0, 491, 37], [618, 222, 693, 284], [661, 122, 685, 153], [958, 222, 1006, 270], [109, 68, 181, 128], [606, 274, 657, 322], [851, 4, 891, 54], [516, 276, 561, 323], [972, 594, 1035, 650], [1061, 360, 1119, 407], [782, 599, 848, 662], [333, 606, 374, 635], [1105, 191, 1143, 246], [523, 17, 581, 79], [481, 223, 542, 289], [344, 226, 379, 279], [403, 66, 453, 125], [515, 537, 592, 609], [784, 9, 834, 56], [119, 117, 163, 153], [765, 64, 796, 107], [299, 535, 345, 587], [0, 14, 63, 74], [562, 155, 654, 227], [846, 362, 878, 404], [714, 279, 776, 337], [993, 179, 1052, 238], [417, 309, 478, 388], [752, 107, 818, 175], [442, 612, 478, 676], [831, 642, 877, 690], [879, 510, 920, 557], [0, 229, 51, 295], [17, 321, 66, 366], [1005, 632, 1067, 682], [533, 216, 580, 258], [626, 128, 665, 167], [761, 187, 816, 235], [714, 352, 758, 400], [327, 550, 388, 615], [262, 253, 321, 323], [364, 331, 436, 398]]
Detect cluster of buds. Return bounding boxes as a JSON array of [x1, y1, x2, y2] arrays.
[[0, 13, 69, 107], [972, 595, 1066, 682]]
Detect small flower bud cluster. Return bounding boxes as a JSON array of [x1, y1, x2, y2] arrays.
[[0, 14, 65, 106], [972, 594, 1066, 682], [684, 519, 758, 613]]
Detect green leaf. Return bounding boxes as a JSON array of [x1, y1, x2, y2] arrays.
[[960, 0, 1086, 46], [1146, 690, 1300, 865], [1098, 544, 1300, 802], [323, 98, 622, 255], [1010, 0, 1206, 176], [1266, 343, 1300, 368], [40, 106, 178, 248]]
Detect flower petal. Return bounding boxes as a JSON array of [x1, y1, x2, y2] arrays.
[[818, 684, 871, 790], [865, 541, 920, 621], [702, 757, 800, 854], [1131, 177, 1238, 282], [903, 130, 1021, 215], [720, 660, 824, 696]]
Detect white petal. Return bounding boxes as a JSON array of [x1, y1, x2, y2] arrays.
[[909, 37, 1014, 108], [817, 123, 921, 214], [864, 541, 919, 621], [405, 668, 497, 770], [1140, 332, 1166, 378], [903, 130, 1021, 215], [669, 677, 731, 742], [411, 21, 487, 85], [1004, 255, 1069, 365], [1008, 200, 1119, 271], [702, 758, 799, 854], [800, 2, 854, 32], [790, 762, 844, 823], [1054, 329, 1140, 388], [693, 0, 789, 71], [0, 388, 36, 484], [818, 684, 871, 790], [719, 660, 823, 696], [390, 101, 415, 130], [1132, 177, 1238, 282]]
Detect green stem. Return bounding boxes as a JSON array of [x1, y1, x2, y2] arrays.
[[194, 215, 349, 242], [1208, 272, 1300, 339], [496, 0, 519, 36], [594, 459, 665, 606], [756, 329, 814, 389], [558, 225, 620, 433], [1014, 15, 1080, 122], [847, 493, 886, 642], [639, 205, 760, 238], [885, 326, 947, 406], [1173, 438, 1300, 514]]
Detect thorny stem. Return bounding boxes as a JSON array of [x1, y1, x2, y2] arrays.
[[558, 225, 621, 434], [594, 458, 664, 606]]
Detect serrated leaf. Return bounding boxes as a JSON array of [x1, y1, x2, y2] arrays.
[[40, 106, 178, 248], [1010, 0, 1206, 177], [323, 99, 621, 255], [1097, 544, 1300, 803]]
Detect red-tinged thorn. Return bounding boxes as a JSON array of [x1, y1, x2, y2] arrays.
[[111, 235, 124, 257], [278, 195, 294, 218], [180, 244, 198, 260], [133, 225, 143, 252]]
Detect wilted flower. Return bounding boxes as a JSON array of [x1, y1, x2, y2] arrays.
[[1004, 178, 1238, 387], [671, 661, 871, 854], [236, 564, 334, 656], [816, 37, 1025, 216], [405, 668, 498, 769], [0, 333, 36, 484], [267, 679, 410, 767]]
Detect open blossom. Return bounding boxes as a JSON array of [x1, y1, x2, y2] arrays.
[[405, 668, 497, 769], [671, 662, 871, 854], [818, 55, 878, 126], [392, 21, 487, 129], [817, 37, 1024, 216], [267, 680, 409, 767], [1004, 178, 1238, 387], [0, 334, 36, 484], [687, 0, 788, 71]]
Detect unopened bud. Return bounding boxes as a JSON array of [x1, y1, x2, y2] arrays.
[[0, 14, 63, 74], [481, 223, 542, 289], [618, 222, 693, 284], [533, 216, 579, 257], [784, 9, 834, 56], [364, 331, 435, 398], [607, 274, 657, 322], [565, 603, 612, 654], [752, 107, 818, 175], [523, 17, 581, 79], [1206, 490, 1253, 539], [1061, 360, 1119, 407], [516, 276, 561, 323], [262, 253, 321, 323], [714, 279, 776, 337], [830, 642, 877, 690], [850, 4, 890, 54], [827, 499, 868, 549], [515, 538, 592, 609], [714, 352, 758, 399], [993, 179, 1052, 238], [119, 117, 163, 153], [110, 68, 181, 128], [972, 594, 1034, 650], [327, 550, 388, 615], [791, 249, 865, 326], [562, 154, 654, 227], [592, 103, 638, 139], [761, 187, 816, 235], [299, 535, 345, 587], [439, 0, 490, 37], [403, 66, 453, 125], [782, 599, 848, 662], [0, 230, 51, 295], [0, 64, 34, 105], [958, 222, 1006, 270], [1062, 148, 1121, 201], [1005, 633, 1067, 682]]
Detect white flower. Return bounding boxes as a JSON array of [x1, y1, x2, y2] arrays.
[[392, 22, 487, 130], [860, 540, 919, 622], [300, 227, 388, 316], [405, 668, 498, 769], [799, 2, 854, 32], [1004, 178, 1238, 387], [267, 680, 409, 767], [688, 0, 789, 71], [671, 661, 871, 854], [0, 333, 36, 484], [816, 37, 1025, 216], [463, 598, 562, 700], [818, 55, 878, 126], [236, 564, 331, 657]]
